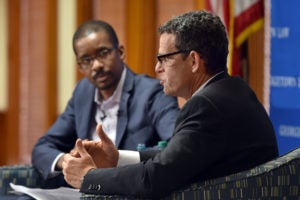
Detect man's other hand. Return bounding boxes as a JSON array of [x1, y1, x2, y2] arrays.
[[62, 139, 96, 188]]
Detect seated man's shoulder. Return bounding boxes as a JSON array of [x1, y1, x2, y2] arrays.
[[134, 74, 160, 88], [74, 78, 94, 91]]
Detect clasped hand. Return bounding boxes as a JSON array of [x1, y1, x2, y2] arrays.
[[62, 124, 119, 188]]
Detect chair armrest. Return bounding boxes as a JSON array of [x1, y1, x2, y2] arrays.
[[0, 165, 44, 195]]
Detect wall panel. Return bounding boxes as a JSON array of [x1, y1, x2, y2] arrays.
[[126, 0, 157, 76], [93, 0, 127, 49], [5, 0, 58, 164], [57, 0, 76, 113], [156, 0, 196, 26], [248, 27, 264, 104], [6, 0, 21, 164]]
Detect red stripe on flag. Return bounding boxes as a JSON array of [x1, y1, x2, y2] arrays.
[[234, 1, 264, 37]]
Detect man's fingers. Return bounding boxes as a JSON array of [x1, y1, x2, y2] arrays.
[[96, 124, 112, 144], [75, 139, 88, 156]]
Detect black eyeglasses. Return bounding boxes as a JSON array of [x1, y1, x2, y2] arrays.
[[157, 50, 190, 63], [77, 47, 115, 70]]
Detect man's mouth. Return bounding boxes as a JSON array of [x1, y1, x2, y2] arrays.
[[93, 72, 108, 82]]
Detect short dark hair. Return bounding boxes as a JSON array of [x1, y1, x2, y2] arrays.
[[72, 20, 119, 54], [158, 10, 228, 73]]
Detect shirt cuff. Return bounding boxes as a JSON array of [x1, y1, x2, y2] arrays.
[[117, 150, 140, 166], [49, 153, 64, 177]]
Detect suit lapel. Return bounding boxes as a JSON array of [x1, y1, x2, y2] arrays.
[[115, 68, 135, 147], [77, 79, 96, 139]]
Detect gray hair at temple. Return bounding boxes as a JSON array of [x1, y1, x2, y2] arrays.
[[72, 20, 119, 55], [158, 10, 229, 74]]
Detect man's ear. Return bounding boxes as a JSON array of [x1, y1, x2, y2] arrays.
[[118, 45, 126, 60], [190, 50, 204, 73]]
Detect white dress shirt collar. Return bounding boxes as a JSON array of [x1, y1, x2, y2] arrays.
[[192, 71, 225, 97], [94, 67, 127, 108]]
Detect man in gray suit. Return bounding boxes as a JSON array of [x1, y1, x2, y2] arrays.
[[31, 20, 179, 188], [62, 10, 278, 199]]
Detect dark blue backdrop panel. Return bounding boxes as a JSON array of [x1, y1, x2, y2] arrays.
[[270, 106, 300, 155], [270, 0, 300, 154], [270, 87, 300, 109]]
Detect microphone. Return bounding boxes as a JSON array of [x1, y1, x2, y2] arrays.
[[117, 110, 121, 116], [100, 110, 107, 121]]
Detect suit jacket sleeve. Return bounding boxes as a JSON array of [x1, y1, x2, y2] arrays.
[[31, 95, 77, 179], [32, 79, 94, 179]]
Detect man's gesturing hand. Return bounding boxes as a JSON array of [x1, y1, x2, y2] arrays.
[[62, 139, 96, 188], [83, 123, 119, 168]]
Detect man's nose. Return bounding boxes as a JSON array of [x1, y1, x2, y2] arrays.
[[155, 61, 162, 73], [91, 58, 104, 70]]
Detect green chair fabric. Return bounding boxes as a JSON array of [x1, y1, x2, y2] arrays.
[[0, 164, 43, 196]]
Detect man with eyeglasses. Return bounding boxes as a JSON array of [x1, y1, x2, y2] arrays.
[[62, 10, 278, 199], [31, 20, 179, 189]]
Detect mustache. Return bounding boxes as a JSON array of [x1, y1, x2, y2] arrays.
[[92, 69, 108, 80]]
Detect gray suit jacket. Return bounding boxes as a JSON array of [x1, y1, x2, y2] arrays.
[[81, 72, 278, 198], [31, 67, 179, 185]]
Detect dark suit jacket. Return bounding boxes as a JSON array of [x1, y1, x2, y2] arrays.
[[31, 67, 179, 184], [81, 72, 279, 198]]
